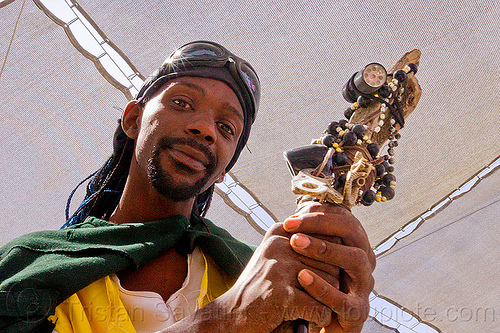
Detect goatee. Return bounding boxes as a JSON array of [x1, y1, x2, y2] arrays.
[[147, 137, 217, 201]]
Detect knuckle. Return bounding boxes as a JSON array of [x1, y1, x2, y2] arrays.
[[314, 240, 329, 259], [267, 222, 285, 235], [337, 295, 354, 318], [350, 246, 368, 264], [357, 298, 371, 322], [269, 234, 290, 248], [369, 249, 377, 271], [345, 221, 364, 242], [342, 298, 368, 323], [315, 282, 332, 302], [368, 275, 375, 292], [348, 247, 373, 278], [261, 235, 290, 257]]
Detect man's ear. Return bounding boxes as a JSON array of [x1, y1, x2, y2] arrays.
[[215, 170, 226, 183], [121, 100, 142, 139]]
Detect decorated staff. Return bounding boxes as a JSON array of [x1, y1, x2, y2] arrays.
[[283, 50, 422, 332]]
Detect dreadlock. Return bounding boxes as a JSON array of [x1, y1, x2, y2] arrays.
[[64, 119, 216, 228]]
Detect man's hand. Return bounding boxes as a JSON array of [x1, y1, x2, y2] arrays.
[[285, 199, 376, 332], [215, 198, 374, 333], [160, 199, 374, 333], [214, 220, 337, 332]]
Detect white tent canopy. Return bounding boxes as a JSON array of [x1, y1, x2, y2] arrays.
[[1, 1, 499, 332]]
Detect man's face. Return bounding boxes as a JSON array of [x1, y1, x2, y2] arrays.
[[130, 76, 244, 201]]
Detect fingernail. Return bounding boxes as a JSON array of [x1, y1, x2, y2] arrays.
[[291, 234, 310, 248], [298, 270, 314, 286], [284, 217, 301, 231]]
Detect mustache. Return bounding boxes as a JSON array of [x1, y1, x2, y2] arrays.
[[156, 136, 217, 171]]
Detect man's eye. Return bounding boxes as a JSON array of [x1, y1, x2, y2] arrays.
[[173, 99, 192, 109], [218, 122, 234, 136]]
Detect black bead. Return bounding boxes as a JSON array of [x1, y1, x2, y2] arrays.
[[335, 173, 347, 190], [322, 134, 336, 147], [378, 84, 392, 98], [367, 142, 380, 158], [352, 124, 366, 139], [387, 165, 395, 173], [382, 161, 390, 169], [344, 108, 354, 120], [393, 69, 407, 83], [388, 141, 394, 148], [343, 131, 358, 146], [388, 134, 395, 140], [408, 63, 418, 74], [375, 164, 386, 177], [380, 186, 395, 200], [361, 190, 376, 206], [333, 152, 347, 166], [393, 140, 399, 147], [357, 95, 371, 108], [388, 148, 395, 156], [382, 173, 396, 186], [339, 119, 348, 129], [384, 154, 390, 160], [395, 133, 401, 140], [326, 121, 339, 135], [388, 157, 395, 164]]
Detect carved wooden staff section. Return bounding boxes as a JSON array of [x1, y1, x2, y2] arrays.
[[285, 50, 422, 209]]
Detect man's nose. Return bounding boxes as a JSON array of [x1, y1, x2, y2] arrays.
[[186, 113, 216, 144]]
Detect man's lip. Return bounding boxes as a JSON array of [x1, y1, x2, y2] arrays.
[[168, 144, 211, 168]]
